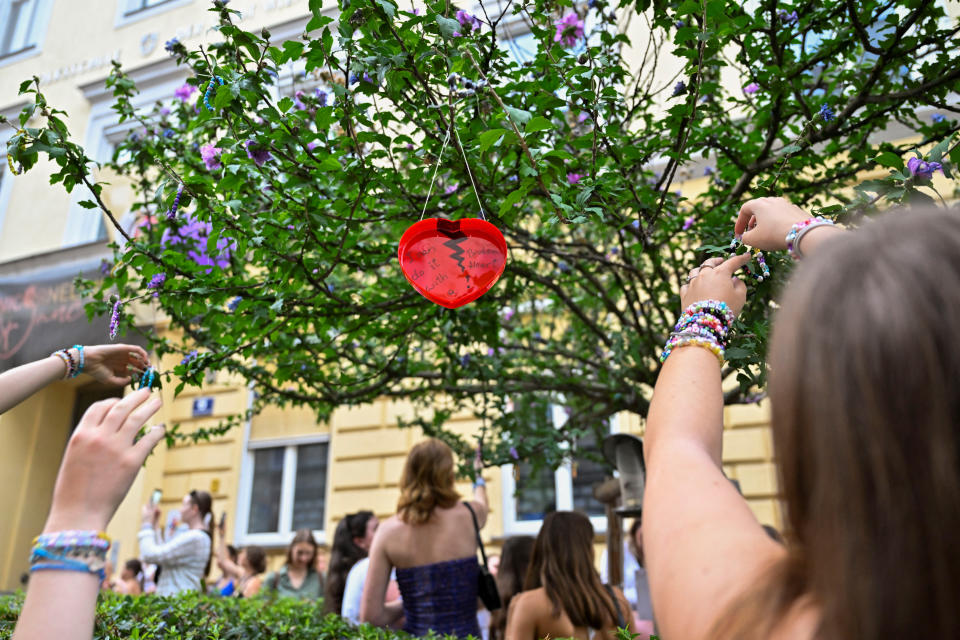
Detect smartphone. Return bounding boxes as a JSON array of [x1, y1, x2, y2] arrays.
[[219, 512, 227, 529], [151, 489, 163, 506]]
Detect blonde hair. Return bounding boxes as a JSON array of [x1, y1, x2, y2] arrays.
[[396, 439, 460, 525]]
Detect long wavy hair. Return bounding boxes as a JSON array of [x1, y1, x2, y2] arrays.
[[396, 439, 460, 525], [490, 535, 535, 640], [323, 511, 375, 614], [713, 206, 960, 639], [524, 511, 620, 630]]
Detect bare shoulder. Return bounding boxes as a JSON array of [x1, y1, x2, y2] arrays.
[[510, 587, 549, 614]]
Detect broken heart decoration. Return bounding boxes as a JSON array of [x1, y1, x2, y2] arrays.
[[398, 217, 507, 309]]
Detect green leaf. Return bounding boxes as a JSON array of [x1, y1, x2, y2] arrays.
[[212, 86, 234, 109], [928, 133, 955, 163], [874, 151, 904, 170], [436, 16, 460, 38], [525, 116, 553, 133], [477, 129, 507, 153], [78, 200, 98, 209], [780, 144, 802, 155], [505, 106, 532, 127], [375, 0, 396, 19], [499, 187, 528, 216]]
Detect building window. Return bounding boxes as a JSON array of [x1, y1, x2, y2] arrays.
[[122, 0, 176, 16], [501, 405, 617, 534], [0, 0, 50, 61], [239, 437, 330, 545]]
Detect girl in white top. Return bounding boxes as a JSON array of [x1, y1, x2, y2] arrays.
[[139, 490, 213, 596]]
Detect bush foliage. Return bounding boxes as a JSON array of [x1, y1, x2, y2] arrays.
[[4, 0, 959, 470]]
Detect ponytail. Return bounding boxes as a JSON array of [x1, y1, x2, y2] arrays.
[[189, 490, 215, 577]]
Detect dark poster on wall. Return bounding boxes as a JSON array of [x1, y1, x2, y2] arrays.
[[0, 262, 127, 372]]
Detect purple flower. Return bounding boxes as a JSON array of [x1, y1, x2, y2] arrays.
[[456, 10, 480, 32], [460, 354, 471, 367], [200, 143, 223, 170], [227, 296, 242, 311], [413, 7, 420, 15], [932, 113, 945, 123], [161, 214, 234, 272], [307, 141, 319, 151], [672, 81, 686, 96], [509, 446, 519, 461], [682, 215, 695, 231], [315, 88, 328, 107], [180, 350, 199, 366], [819, 103, 835, 122], [109, 300, 122, 340], [452, 31, 462, 37], [445, 184, 458, 194], [164, 37, 180, 54], [558, 261, 571, 273], [704, 166, 714, 176], [743, 82, 760, 94], [577, 111, 589, 123], [174, 83, 197, 102], [907, 156, 943, 181], [777, 9, 798, 24], [502, 307, 515, 322], [567, 172, 583, 184], [554, 12, 585, 47], [100, 259, 112, 275], [245, 140, 272, 167], [148, 273, 167, 289], [160, 107, 171, 116], [487, 347, 495, 356]]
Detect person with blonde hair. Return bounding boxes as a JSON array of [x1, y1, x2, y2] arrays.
[[361, 438, 488, 638], [643, 198, 960, 639]]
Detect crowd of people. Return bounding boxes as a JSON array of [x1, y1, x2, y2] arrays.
[[4, 197, 960, 640]]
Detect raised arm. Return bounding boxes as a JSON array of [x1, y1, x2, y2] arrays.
[[643, 254, 784, 640], [469, 448, 489, 527], [0, 344, 149, 415], [13, 389, 164, 640], [215, 520, 242, 579], [138, 523, 207, 565]]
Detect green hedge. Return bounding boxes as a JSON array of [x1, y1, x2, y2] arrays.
[[0, 592, 456, 640]]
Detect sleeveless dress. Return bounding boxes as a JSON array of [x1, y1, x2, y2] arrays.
[[395, 556, 481, 638]]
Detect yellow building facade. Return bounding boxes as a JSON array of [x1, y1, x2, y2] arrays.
[[15, 0, 959, 591]]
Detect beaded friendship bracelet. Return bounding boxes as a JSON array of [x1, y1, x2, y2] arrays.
[[661, 300, 736, 364], [72, 344, 85, 377], [785, 216, 835, 260], [203, 75, 225, 111], [51, 350, 73, 379], [167, 182, 184, 220], [30, 530, 111, 581], [138, 366, 158, 390], [727, 236, 771, 281]]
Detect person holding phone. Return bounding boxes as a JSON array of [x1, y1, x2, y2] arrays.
[[139, 489, 214, 596]]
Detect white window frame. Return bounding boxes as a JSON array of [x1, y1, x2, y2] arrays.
[[114, 0, 193, 28], [500, 406, 619, 535], [235, 434, 330, 548], [0, 0, 53, 68]]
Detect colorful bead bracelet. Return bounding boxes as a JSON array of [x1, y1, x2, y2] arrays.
[[30, 530, 111, 581], [728, 235, 771, 281], [785, 216, 835, 260], [203, 75, 225, 111]]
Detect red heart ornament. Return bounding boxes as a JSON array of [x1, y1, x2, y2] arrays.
[[398, 218, 507, 309]]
